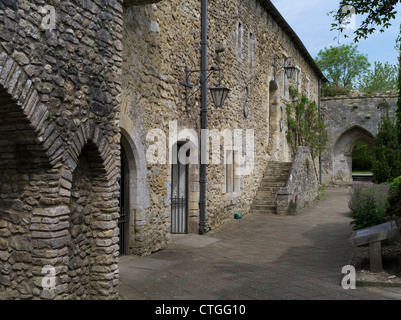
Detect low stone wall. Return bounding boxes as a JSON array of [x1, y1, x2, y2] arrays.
[[276, 147, 319, 215]]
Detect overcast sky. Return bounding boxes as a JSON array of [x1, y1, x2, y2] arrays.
[[271, 0, 401, 68]]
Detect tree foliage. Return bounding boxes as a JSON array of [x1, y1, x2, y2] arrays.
[[286, 87, 328, 160], [330, 0, 399, 42], [315, 44, 370, 89], [396, 50, 401, 144], [372, 108, 401, 183], [352, 141, 374, 172], [357, 61, 398, 93]]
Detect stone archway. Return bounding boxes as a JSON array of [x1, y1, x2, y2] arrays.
[[0, 51, 69, 300], [67, 141, 119, 299], [332, 125, 375, 183], [119, 127, 149, 255], [63, 122, 120, 299]]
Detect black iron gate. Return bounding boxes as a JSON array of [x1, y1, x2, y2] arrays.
[[118, 146, 129, 255], [171, 145, 188, 234]]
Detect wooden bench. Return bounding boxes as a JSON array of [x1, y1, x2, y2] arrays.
[[349, 221, 400, 273]]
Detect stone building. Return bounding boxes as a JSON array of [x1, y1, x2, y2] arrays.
[[321, 93, 397, 185], [120, 0, 326, 256], [0, 0, 324, 299]]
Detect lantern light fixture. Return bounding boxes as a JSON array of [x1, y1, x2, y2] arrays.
[[272, 54, 296, 81], [180, 65, 230, 110]]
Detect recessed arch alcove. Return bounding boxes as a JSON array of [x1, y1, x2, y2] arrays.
[[268, 79, 279, 159], [119, 127, 150, 255]]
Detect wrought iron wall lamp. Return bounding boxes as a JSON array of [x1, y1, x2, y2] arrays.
[[272, 54, 296, 82], [179, 65, 230, 111]]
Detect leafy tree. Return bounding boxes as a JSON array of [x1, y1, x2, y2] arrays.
[[372, 108, 401, 183], [396, 50, 401, 144], [330, 0, 399, 42], [315, 44, 370, 89], [352, 141, 373, 172], [286, 87, 328, 160], [357, 61, 398, 93]]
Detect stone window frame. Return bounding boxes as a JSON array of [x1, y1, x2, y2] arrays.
[[281, 57, 290, 101], [224, 149, 240, 194], [306, 76, 311, 99], [295, 65, 301, 93], [236, 20, 244, 60], [248, 29, 255, 67]]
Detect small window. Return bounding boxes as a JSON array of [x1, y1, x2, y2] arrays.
[[306, 77, 311, 99], [248, 32, 254, 66], [282, 60, 289, 100], [237, 21, 243, 59], [226, 150, 238, 193], [295, 67, 301, 93]]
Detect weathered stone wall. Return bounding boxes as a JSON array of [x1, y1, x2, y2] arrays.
[[0, 0, 123, 299], [321, 93, 397, 185], [121, 0, 323, 255], [276, 146, 319, 215]]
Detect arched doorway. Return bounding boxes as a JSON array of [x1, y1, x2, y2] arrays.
[[268, 79, 279, 159], [118, 144, 130, 255], [171, 142, 189, 234], [117, 128, 150, 255], [352, 141, 374, 172], [332, 126, 375, 182]]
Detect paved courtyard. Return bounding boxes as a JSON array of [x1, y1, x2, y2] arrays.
[[118, 188, 401, 300]]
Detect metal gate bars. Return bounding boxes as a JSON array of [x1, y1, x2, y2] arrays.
[[171, 144, 188, 234], [171, 196, 187, 234]]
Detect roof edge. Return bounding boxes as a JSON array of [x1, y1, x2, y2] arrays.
[[258, 0, 328, 82]]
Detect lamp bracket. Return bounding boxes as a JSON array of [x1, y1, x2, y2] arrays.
[[243, 85, 249, 118], [272, 54, 295, 81], [180, 65, 224, 111]]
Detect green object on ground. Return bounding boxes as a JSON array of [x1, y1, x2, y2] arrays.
[[234, 213, 242, 219]]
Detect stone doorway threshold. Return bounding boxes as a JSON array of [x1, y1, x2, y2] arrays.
[[170, 233, 221, 248]]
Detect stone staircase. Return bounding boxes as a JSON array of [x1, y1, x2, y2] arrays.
[[250, 161, 292, 214]]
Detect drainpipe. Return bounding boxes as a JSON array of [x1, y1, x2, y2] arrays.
[[199, 0, 208, 235], [318, 78, 322, 185]]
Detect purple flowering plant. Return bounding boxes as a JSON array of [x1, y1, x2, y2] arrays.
[[348, 182, 390, 230]]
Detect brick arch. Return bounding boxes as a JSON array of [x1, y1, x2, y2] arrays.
[[64, 120, 120, 298], [64, 120, 118, 181], [67, 139, 120, 299], [0, 51, 68, 299], [0, 51, 63, 168]]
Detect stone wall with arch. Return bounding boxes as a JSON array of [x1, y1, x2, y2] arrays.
[[321, 94, 397, 185], [0, 0, 123, 300]]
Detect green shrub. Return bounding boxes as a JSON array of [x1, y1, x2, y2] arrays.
[[321, 83, 350, 97], [348, 183, 390, 230], [372, 108, 401, 183], [390, 175, 401, 196]]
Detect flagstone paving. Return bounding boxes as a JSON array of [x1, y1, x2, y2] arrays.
[[118, 188, 401, 300]]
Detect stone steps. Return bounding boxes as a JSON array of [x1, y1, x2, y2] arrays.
[[250, 162, 292, 214]]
